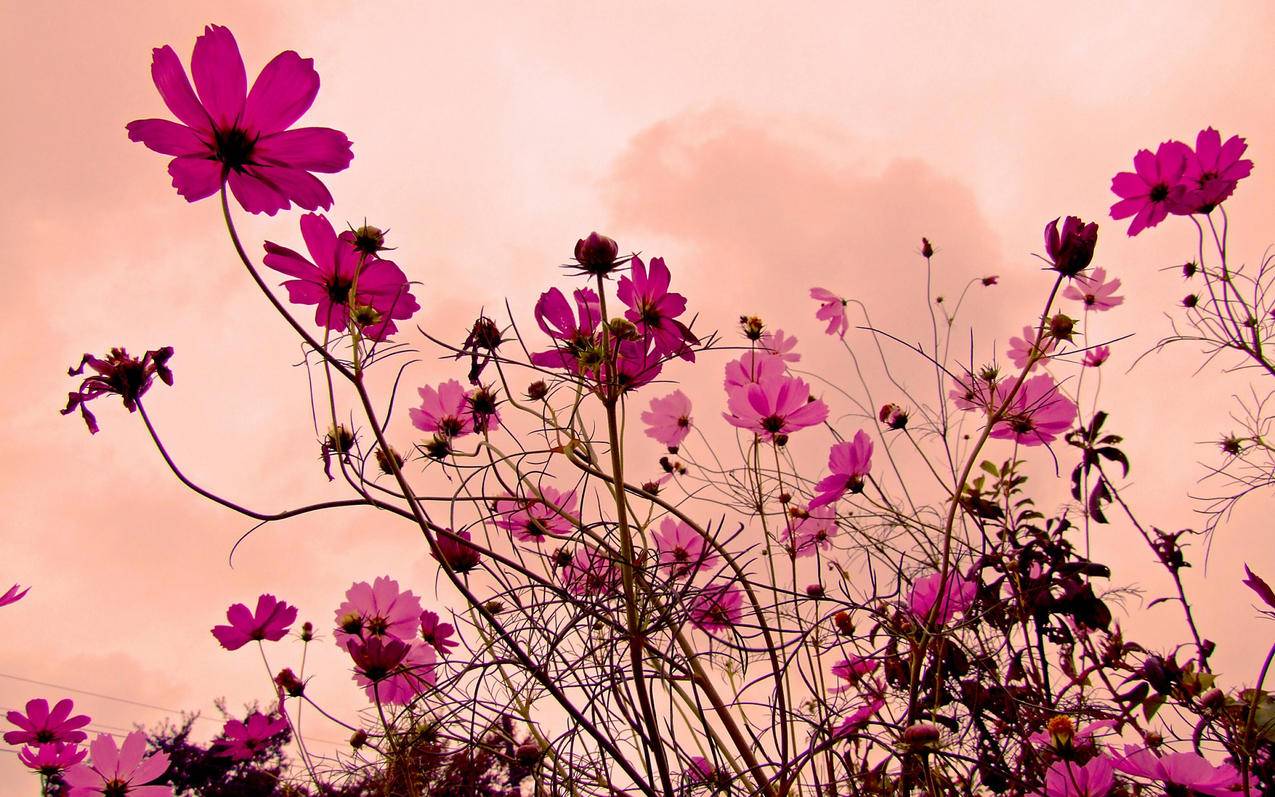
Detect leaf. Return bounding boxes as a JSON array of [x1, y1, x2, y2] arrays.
[[1097, 447, 1130, 477], [1244, 565, 1275, 610], [1142, 694, 1165, 721]]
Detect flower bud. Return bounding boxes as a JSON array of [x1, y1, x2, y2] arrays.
[[1183, 294, 1199, 308], [375, 445, 404, 475], [805, 584, 825, 598], [300, 621, 314, 642], [900, 723, 943, 753], [1043, 216, 1099, 276], [326, 424, 354, 454], [608, 317, 639, 341], [1049, 313, 1077, 342], [350, 729, 368, 749], [833, 611, 854, 635], [921, 238, 934, 259], [515, 741, 543, 766], [573, 232, 620, 275], [526, 380, 549, 401], [350, 224, 389, 256], [879, 403, 909, 430], [275, 668, 304, 697], [468, 316, 502, 350], [1045, 716, 1075, 748], [1182, 261, 1198, 279]]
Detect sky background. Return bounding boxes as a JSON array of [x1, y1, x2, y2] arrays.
[[3, 0, 1275, 788]]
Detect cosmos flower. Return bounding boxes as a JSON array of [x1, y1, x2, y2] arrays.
[[1007, 325, 1057, 371], [432, 529, 483, 574], [808, 431, 874, 509], [1113, 746, 1248, 797], [213, 712, 289, 761], [617, 255, 698, 360], [529, 287, 602, 371], [1033, 757, 1115, 797], [62, 731, 172, 797], [989, 373, 1077, 446], [788, 503, 839, 559], [810, 288, 849, 337], [409, 380, 475, 439], [333, 577, 424, 647], [909, 571, 977, 626], [652, 517, 719, 578], [723, 375, 829, 442], [688, 580, 743, 633], [0, 583, 29, 607], [1082, 346, 1110, 368], [211, 594, 298, 651], [126, 25, 352, 215], [562, 547, 622, 597], [761, 329, 800, 362], [1043, 216, 1099, 276], [493, 485, 579, 544], [830, 656, 880, 693], [17, 742, 86, 777], [642, 390, 694, 449], [419, 610, 459, 656], [1109, 140, 1190, 236], [1063, 267, 1123, 312], [345, 637, 436, 705], [832, 693, 885, 738], [723, 350, 785, 391], [62, 347, 175, 434], [263, 213, 418, 340], [4, 699, 91, 746], [1176, 127, 1254, 214]]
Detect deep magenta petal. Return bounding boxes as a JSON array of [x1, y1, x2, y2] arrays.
[[191, 24, 246, 128], [263, 242, 320, 280], [149, 45, 210, 130], [249, 165, 334, 211], [255, 127, 353, 172], [227, 169, 289, 216], [127, 119, 207, 156], [243, 50, 320, 134], [167, 157, 223, 202]]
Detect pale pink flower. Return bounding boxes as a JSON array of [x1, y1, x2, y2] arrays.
[[1034, 756, 1115, 797], [652, 517, 719, 578], [787, 504, 838, 559], [409, 379, 474, 439], [5, 699, 91, 746], [761, 329, 800, 362], [214, 712, 289, 761], [808, 431, 873, 508], [989, 373, 1077, 446], [723, 350, 785, 390], [333, 576, 423, 647], [689, 580, 743, 633], [909, 571, 977, 626], [642, 390, 693, 449], [723, 375, 829, 442], [1063, 267, 1124, 312], [811, 288, 849, 337], [563, 547, 622, 596], [1083, 346, 1110, 368], [1008, 325, 1057, 371], [62, 731, 172, 797], [0, 583, 29, 607], [211, 594, 298, 651], [1113, 745, 1250, 797], [1109, 140, 1191, 236], [493, 485, 579, 544]]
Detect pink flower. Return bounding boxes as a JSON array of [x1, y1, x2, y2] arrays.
[[608, 337, 665, 394], [761, 329, 800, 362], [1113, 746, 1249, 797], [0, 583, 29, 607], [529, 287, 602, 371], [788, 504, 839, 558], [419, 610, 458, 656], [652, 517, 719, 578], [18, 742, 86, 777], [1008, 325, 1057, 371], [989, 374, 1077, 446], [1035, 757, 1115, 797], [345, 636, 436, 705], [563, 547, 622, 596], [126, 25, 352, 215], [409, 380, 475, 439], [909, 571, 977, 626], [1028, 718, 1116, 750], [1109, 140, 1190, 236], [723, 375, 829, 442], [830, 656, 879, 693], [431, 529, 483, 574], [334, 576, 423, 647], [949, 372, 998, 413], [810, 288, 849, 337], [689, 580, 743, 633], [642, 390, 694, 449], [211, 594, 298, 651], [493, 485, 579, 544], [1043, 216, 1099, 276], [5, 699, 91, 746], [62, 347, 175, 434], [617, 256, 698, 361], [832, 693, 885, 738], [263, 214, 418, 341], [62, 731, 172, 797], [1063, 267, 1123, 312], [809, 431, 874, 509], [1082, 346, 1110, 368], [1176, 128, 1254, 214], [723, 350, 785, 390], [213, 712, 289, 761], [685, 756, 718, 785]]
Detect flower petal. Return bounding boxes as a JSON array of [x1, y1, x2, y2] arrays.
[[255, 127, 354, 173], [149, 45, 210, 130], [191, 25, 247, 129], [243, 50, 319, 134], [167, 157, 224, 202], [127, 119, 207, 156]]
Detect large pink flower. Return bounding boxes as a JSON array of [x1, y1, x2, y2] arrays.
[[1113, 746, 1250, 797], [809, 431, 874, 509], [493, 485, 579, 544], [213, 712, 289, 761], [1007, 325, 1057, 371], [0, 583, 29, 607], [811, 288, 849, 337], [333, 576, 423, 647], [989, 374, 1077, 446], [689, 580, 743, 633], [5, 699, 91, 746], [127, 25, 352, 215], [909, 571, 977, 626], [1109, 140, 1190, 236], [723, 350, 785, 390], [1177, 127, 1254, 214], [409, 380, 475, 439], [617, 256, 698, 360], [62, 731, 172, 797], [263, 214, 418, 341], [18, 742, 86, 777], [211, 594, 298, 651], [1034, 756, 1115, 797], [1063, 267, 1123, 312], [642, 390, 694, 449], [723, 375, 829, 442], [652, 517, 719, 578]]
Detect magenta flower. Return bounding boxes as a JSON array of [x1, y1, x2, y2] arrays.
[[723, 375, 829, 442], [529, 287, 602, 371], [563, 547, 622, 597], [431, 529, 483, 574], [948, 372, 998, 413], [213, 712, 289, 761], [62, 347, 174, 434], [685, 756, 718, 785], [1176, 127, 1254, 214], [333, 576, 423, 647], [809, 431, 874, 509], [345, 636, 436, 705], [211, 594, 297, 651], [1109, 140, 1190, 236], [1063, 267, 1123, 312], [409, 379, 475, 439], [689, 580, 743, 633], [419, 610, 458, 656], [989, 373, 1077, 446], [1082, 345, 1110, 368], [1007, 325, 1057, 371], [493, 485, 579, 544], [263, 214, 418, 341], [18, 742, 86, 777], [830, 656, 879, 693], [652, 517, 719, 578], [909, 571, 977, 626], [1043, 216, 1099, 276], [126, 25, 352, 215], [1034, 757, 1115, 797], [62, 731, 172, 797], [5, 699, 91, 745], [810, 287, 849, 337], [788, 503, 839, 559], [761, 329, 800, 362], [723, 350, 785, 390], [617, 256, 698, 360], [642, 390, 694, 449], [1113, 746, 1248, 797], [833, 693, 885, 738], [1, 583, 29, 607], [607, 336, 665, 394]]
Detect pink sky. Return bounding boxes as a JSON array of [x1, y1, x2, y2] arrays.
[[4, 1, 1275, 787]]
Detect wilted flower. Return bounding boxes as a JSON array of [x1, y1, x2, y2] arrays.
[[63, 347, 174, 434], [211, 594, 298, 651], [642, 390, 694, 449]]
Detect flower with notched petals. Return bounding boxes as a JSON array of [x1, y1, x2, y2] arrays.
[[5, 699, 91, 746], [211, 594, 298, 651]]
